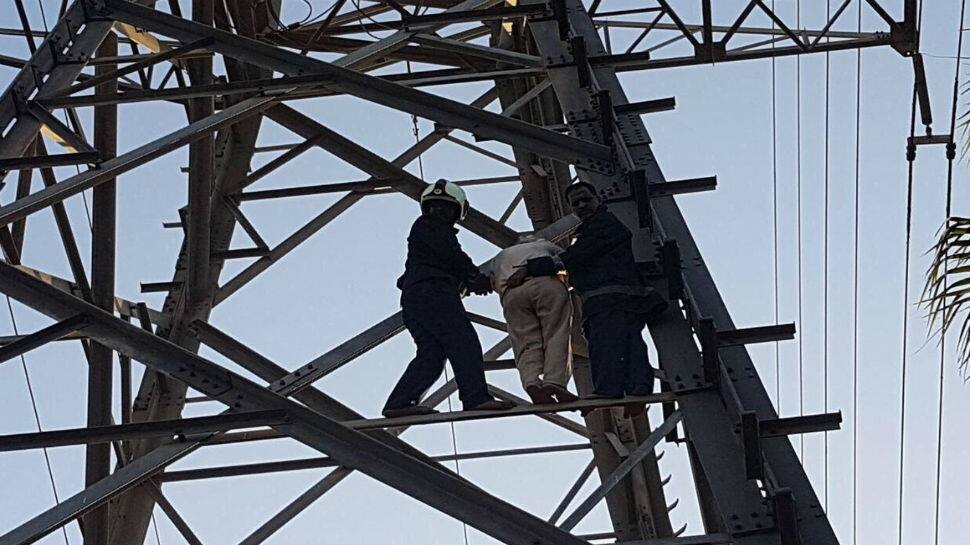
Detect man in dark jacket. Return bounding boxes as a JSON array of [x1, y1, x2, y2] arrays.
[[383, 179, 516, 417], [512, 182, 666, 399]]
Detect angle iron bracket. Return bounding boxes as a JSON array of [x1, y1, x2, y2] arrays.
[[698, 317, 719, 385], [627, 169, 652, 229], [771, 487, 803, 545], [594, 89, 614, 147], [551, 0, 571, 40], [660, 239, 683, 301], [740, 411, 764, 480], [569, 36, 591, 88]]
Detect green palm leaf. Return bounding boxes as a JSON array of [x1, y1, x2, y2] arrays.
[[922, 216, 970, 374]]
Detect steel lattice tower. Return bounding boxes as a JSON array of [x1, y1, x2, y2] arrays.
[[0, 1, 920, 544]]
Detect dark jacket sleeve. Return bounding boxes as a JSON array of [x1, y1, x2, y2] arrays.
[[412, 219, 480, 280], [559, 213, 630, 272]]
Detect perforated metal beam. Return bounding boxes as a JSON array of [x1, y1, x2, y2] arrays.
[[0, 261, 587, 545]]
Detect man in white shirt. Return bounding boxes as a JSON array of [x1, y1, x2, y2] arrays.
[[488, 234, 579, 404]]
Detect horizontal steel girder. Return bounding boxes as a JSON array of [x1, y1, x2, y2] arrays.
[[265, 104, 520, 248], [0, 410, 289, 451], [97, 0, 613, 170], [0, 262, 588, 545], [202, 393, 678, 446], [159, 443, 591, 482]]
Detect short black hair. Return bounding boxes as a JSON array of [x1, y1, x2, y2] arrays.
[[564, 182, 598, 199]]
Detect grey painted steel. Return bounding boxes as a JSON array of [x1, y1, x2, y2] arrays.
[[0, 0, 908, 541], [185, 0, 216, 304], [109, 21, 274, 540], [489, 386, 589, 438], [0, 410, 288, 451], [0, 314, 88, 364], [13, 264, 167, 326], [527, 0, 841, 541], [235, 174, 521, 201], [524, 9, 675, 539], [160, 443, 591, 482], [0, 96, 276, 227], [602, 34, 894, 72], [617, 535, 733, 545], [559, 412, 683, 531], [101, 0, 613, 169], [215, 89, 503, 304], [225, 210, 581, 410], [332, 0, 501, 69], [0, 263, 587, 545], [84, 32, 118, 544], [548, 459, 598, 524], [0, 440, 201, 545], [0, 0, 113, 172], [265, 104, 520, 248], [148, 486, 205, 545], [210, 393, 674, 444], [410, 34, 545, 66], [237, 381, 460, 545]]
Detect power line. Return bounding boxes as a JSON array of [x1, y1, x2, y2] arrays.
[[934, 1, 966, 542], [822, 0, 831, 511], [771, 0, 780, 411], [898, 4, 924, 543], [5, 295, 71, 545], [851, 1, 863, 541], [796, 0, 805, 462], [897, 66, 919, 545], [442, 367, 470, 545]]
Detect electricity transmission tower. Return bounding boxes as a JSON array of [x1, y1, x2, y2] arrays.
[[0, 0, 921, 544]]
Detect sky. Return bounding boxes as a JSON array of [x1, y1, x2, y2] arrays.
[[0, 1, 969, 544]]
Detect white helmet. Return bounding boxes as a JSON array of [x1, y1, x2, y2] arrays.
[[420, 179, 469, 220]]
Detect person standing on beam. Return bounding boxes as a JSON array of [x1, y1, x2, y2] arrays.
[[507, 182, 667, 402], [487, 233, 580, 405], [383, 179, 516, 418]]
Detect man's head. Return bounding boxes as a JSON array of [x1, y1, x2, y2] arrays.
[[422, 199, 461, 225], [564, 182, 600, 221], [420, 179, 468, 225]]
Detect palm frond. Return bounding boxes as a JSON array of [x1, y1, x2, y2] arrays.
[[921, 216, 970, 375]]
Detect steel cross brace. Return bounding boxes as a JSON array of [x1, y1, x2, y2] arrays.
[[526, 0, 840, 542], [107, 8, 274, 542], [0, 262, 587, 545], [0, 95, 276, 227], [96, 0, 613, 170], [215, 88, 504, 303], [0, 1, 113, 169]]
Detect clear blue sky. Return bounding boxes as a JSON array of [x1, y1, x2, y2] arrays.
[[1, 1, 968, 544]]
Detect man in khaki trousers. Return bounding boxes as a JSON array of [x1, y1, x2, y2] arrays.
[[488, 235, 579, 405]]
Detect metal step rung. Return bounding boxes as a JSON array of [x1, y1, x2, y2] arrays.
[[716, 323, 796, 347], [759, 411, 842, 438]]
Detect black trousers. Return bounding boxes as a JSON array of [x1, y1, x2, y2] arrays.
[[384, 281, 492, 411], [582, 309, 654, 397]]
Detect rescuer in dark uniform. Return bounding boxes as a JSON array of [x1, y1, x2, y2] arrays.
[[383, 179, 516, 418], [509, 182, 667, 399]]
